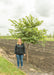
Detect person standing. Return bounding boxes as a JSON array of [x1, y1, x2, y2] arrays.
[[14, 38, 26, 69]]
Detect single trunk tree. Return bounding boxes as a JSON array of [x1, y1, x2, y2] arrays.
[[9, 14, 47, 63]]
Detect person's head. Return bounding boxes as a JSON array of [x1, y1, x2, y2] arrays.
[[17, 38, 22, 44]]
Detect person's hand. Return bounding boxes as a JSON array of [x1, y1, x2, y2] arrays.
[[14, 54, 16, 57], [24, 54, 26, 56]]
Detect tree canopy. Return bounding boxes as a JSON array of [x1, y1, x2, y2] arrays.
[[9, 14, 47, 44]]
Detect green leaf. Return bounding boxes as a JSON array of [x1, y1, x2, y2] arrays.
[[8, 14, 47, 46]]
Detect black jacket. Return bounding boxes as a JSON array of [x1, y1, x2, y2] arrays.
[[14, 43, 26, 55]]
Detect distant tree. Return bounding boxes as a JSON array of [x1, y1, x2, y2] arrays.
[[0, 33, 1, 36], [6, 33, 9, 36], [9, 14, 47, 63], [53, 32, 54, 38], [48, 33, 52, 38]]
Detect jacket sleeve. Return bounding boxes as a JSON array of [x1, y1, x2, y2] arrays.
[[23, 43, 26, 54], [14, 44, 17, 54]]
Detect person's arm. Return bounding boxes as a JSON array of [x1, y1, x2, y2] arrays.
[[15, 44, 17, 53], [23, 43, 26, 56], [14, 44, 17, 57]]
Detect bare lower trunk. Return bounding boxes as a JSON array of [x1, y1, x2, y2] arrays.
[[27, 43, 30, 63], [27, 48, 28, 63]]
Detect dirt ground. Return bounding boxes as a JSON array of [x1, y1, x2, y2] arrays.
[[29, 51, 54, 72], [0, 47, 54, 75]]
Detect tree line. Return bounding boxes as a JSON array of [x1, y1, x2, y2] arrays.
[[47, 33, 54, 38]]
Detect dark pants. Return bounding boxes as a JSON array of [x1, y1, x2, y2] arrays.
[[16, 54, 24, 67]]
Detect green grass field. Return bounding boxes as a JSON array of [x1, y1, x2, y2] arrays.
[[0, 55, 25, 75], [45, 38, 54, 41], [0, 36, 54, 41], [0, 36, 14, 39]]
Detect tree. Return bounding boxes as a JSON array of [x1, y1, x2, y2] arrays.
[[8, 14, 47, 63], [48, 33, 52, 38], [0, 33, 1, 36], [53, 32, 54, 38], [6, 33, 9, 36]]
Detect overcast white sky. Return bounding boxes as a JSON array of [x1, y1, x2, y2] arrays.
[[0, 0, 54, 35]]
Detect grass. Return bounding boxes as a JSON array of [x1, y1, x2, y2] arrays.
[[0, 55, 25, 75], [0, 36, 54, 41], [45, 38, 54, 41], [0, 36, 14, 39], [0, 36, 13, 39]]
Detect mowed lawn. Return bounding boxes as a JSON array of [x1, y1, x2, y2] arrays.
[[0, 56, 25, 75]]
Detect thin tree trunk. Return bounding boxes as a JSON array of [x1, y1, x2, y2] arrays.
[[27, 43, 29, 63], [27, 48, 28, 63]]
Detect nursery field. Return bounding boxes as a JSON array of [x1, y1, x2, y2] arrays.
[[0, 39, 54, 75]]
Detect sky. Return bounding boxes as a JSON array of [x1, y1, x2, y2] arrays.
[[0, 0, 54, 35]]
